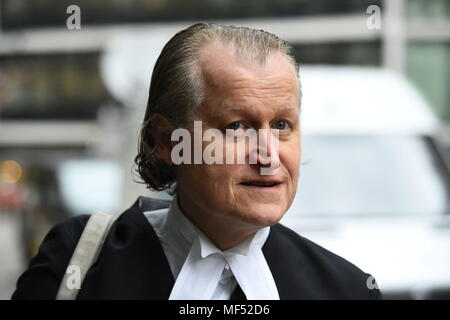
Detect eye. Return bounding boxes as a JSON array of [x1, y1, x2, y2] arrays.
[[226, 121, 242, 131], [273, 120, 290, 130]]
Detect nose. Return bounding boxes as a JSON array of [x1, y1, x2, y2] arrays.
[[251, 129, 280, 175]]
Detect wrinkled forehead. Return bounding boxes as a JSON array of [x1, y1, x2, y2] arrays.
[[198, 41, 299, 94]]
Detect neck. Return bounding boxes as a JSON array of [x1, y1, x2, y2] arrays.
[[176, 192, 260, 251]]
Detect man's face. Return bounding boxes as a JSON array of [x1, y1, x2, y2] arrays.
[[175, 42, 301, 229]]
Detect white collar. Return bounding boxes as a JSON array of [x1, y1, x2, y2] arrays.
[[166, 194, 279, 300], [166, 194, 270, 258]]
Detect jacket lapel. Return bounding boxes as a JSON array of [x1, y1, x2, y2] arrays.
[[118, 197, 294, 300]]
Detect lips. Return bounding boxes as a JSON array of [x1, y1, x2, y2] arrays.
[[239, 180, 282, 188]]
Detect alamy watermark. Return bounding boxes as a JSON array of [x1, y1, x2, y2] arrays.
[[366, 275, 379, 290], [66, 5, 81, 30], [366, 5, 381, 30], [65, 264, 81, 290], [170, 121, 281, 175]]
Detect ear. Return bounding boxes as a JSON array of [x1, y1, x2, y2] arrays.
[[151, 113, 173, 165]]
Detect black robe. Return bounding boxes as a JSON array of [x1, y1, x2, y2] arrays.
[[12, 196, 381, 300]]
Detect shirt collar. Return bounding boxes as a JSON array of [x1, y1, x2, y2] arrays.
[[166, 194, 270, 259]]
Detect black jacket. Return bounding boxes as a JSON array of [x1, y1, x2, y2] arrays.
[[12, 196, 381, 300]]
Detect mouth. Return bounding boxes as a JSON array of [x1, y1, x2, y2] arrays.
[[239, 180, 283, 190]]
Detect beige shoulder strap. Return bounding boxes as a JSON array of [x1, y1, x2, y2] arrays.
[[56, 211, 117, 300]]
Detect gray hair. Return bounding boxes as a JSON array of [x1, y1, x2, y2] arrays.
[[134, 23, 299, 193]]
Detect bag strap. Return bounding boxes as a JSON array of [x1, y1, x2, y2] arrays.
[[56, 211, 118, 300]]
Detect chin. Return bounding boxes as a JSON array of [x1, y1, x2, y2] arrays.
[[243, 205, 286, 228]]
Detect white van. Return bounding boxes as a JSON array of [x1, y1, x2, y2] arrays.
[[281, 66, 450, 299]]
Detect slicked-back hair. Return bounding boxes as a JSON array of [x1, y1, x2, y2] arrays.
[[134, 23, 299, 193]]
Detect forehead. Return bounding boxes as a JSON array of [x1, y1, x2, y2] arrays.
[[198, 41, 299, 102]]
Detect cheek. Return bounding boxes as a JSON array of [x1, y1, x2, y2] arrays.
[[213, 166, 243, 195], [200, 136, 241, 182], [280, 140, 301, 181], [178, 163, 238, 193]]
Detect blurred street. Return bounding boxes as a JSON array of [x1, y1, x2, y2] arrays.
[[0, 212, 24, 299]]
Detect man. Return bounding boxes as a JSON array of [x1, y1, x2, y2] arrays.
[[12, 23, 381, 300]]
